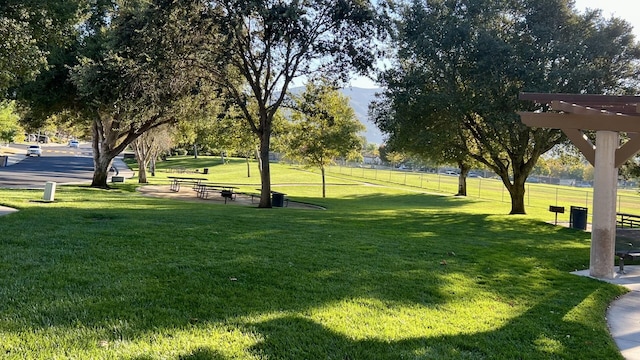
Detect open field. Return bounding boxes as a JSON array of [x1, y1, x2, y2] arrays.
[[326, 164, 640, 220], [0, 156, 629, 359]]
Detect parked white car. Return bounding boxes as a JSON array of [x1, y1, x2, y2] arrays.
[[69, 140, 79, 148], [27, 145, 42, 157]]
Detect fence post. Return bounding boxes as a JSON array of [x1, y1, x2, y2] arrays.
[[618, 194, 621, 213], [585, 191, 589, 208]]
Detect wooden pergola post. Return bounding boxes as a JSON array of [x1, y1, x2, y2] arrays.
[[519, 93, 640, 279]]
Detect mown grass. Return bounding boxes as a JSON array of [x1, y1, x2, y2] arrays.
[[0, 157, 628, 359]]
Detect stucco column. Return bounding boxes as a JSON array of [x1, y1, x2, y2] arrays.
[[589, 130, 619, 279]]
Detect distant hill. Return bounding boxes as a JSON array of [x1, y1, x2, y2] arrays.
[[289, 86, 385, 145], [340, 87, 384, 145]]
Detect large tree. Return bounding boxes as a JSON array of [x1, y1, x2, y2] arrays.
[[18, 1, 204, 188], [181, 0, 385, 207], [284, 81, 365, 198], [374, 0, 640, 214], [72, 1, 202, 187]]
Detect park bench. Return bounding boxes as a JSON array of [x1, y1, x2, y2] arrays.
[[168, 176, 207, 192], [617, 212, 640, 228], [615, 243, 640, 273]]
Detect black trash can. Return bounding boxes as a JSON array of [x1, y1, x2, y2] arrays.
[[570, 206, 588, 230], [203, 168, 209, 174], [272, 192, 285, 207]]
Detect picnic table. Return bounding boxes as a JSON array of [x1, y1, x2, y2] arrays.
[[167, 176, 207, 192], [195, 183, 239, 203]]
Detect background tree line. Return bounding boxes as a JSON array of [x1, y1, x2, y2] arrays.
[[4, 0, 640, 213]]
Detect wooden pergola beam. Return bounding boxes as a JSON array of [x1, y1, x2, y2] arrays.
[[520, 92, 640, 106], [563, 129, 595, 166], [551, 101, 626, 116], [519, 112, 640, 132]]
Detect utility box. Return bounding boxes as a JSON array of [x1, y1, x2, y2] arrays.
[[43, 181, 56, 202]]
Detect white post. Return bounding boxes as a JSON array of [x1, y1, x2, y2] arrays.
[[589, 130, 619, 279]]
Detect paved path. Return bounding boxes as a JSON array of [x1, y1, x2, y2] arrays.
[[573, 267, 640, 359]]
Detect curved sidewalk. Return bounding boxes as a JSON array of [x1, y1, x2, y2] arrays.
[[0, 206, 17, 216], [573, 267, 640, 359]]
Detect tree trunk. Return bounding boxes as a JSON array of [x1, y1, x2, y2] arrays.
[[138, 160, 148, 183], [258, 131, 272, 208], [193, 143, 198, 159], [321, 166, 326, 198], [92, 152, 115, 188], [90, 121, 117, 189], [493, 166, 527, 215], [508, 178, 527, 215], [246, 156, 251, 177], [456, 161, 470, 196]]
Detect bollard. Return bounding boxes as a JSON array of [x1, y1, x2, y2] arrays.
[[43, 181, 56, 202]]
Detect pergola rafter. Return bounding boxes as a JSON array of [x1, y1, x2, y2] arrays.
[[519, 92, 640, 279]]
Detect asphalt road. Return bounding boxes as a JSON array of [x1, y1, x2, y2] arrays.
[[0, 144, 98, 188]]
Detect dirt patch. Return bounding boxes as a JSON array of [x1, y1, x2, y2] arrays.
[[136, 185, 324, 210]]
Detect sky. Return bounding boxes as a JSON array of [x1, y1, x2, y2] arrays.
[[349, 0, 640, 89]]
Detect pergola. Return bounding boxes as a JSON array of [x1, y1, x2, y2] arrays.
[[519, 93, 640, 279]]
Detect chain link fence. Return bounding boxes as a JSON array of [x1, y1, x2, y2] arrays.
[[325, 163, 640, 216]]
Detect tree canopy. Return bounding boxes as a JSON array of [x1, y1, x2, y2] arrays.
[[283, 81, 364, 197], [373, 0, 640, 214], [0, 0, 81, 95], [179, 0, 385, 207]]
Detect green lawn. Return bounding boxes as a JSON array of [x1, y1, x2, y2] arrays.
[[0, 157, 627, 359]]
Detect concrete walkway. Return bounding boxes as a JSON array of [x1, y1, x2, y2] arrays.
[[573, 267, 640, 359]]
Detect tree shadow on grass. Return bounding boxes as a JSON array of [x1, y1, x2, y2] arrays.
[[0, 191, 621, 357], [244, 289, 623, 359]]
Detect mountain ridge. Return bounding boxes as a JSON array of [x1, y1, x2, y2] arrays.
[[290, 86, 385, 145]]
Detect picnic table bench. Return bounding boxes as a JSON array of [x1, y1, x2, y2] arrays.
[[168, 176, 207, 192], [616, 243, 640, 273], [617, 212, 640, 228], [195, 183, 238, 203]]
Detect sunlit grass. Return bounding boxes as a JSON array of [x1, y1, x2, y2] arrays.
[[0, 158, 628, 359]]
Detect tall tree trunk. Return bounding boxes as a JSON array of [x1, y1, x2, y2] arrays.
[[508, 179, 527, 215], [321, 166, 326, 198], [138, 160, 148, 183], [246, 155, 251, 177], [91, 155, 114, 188], [90, 120, 117, 189], [456, 161, 470, 196], [258, 130, 272, 208]]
